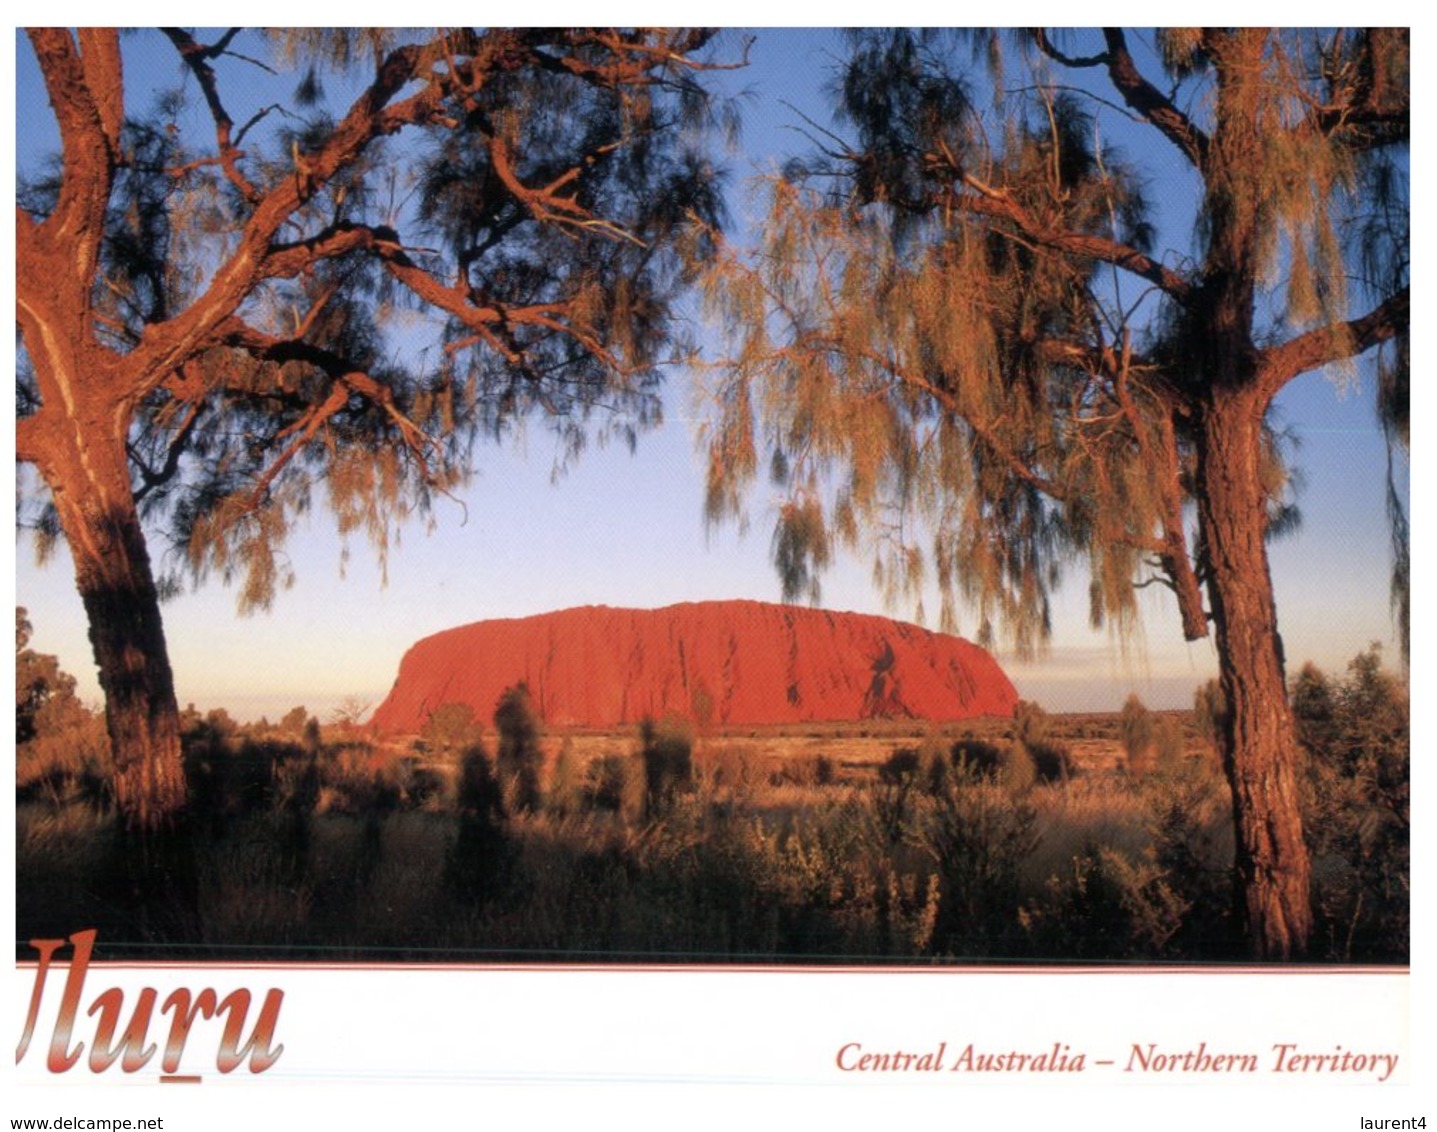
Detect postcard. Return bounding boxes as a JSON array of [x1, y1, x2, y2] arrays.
[[10, 22, 1414, 1129]]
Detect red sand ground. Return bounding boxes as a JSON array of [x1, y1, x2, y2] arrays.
[[369, 600, 1019, 733]]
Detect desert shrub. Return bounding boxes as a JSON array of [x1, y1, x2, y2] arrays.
[[640, 714, 694, 820], [455, 742, 506, 819], [1024, 738, 1073, 784], [203, 707, 240, 740], [182, 726, 274, 824], [1026, 847, 1191, 960], [397, 756, 445, 809], [494, 683, 543, 813], [446, 742, 514, 905], [770, 753, 836, 788], [270, 744, 322, 811], [584, 753, 646, 822], [698, 745, 761, 797], [917, 772, 1040, 956], [1151, 715, 1186, 774], [17, 715, 112, 809], [266, 744, 320, 880], [420, 703, 483, 757], [547, 735, 582, 817], [949, 736, 1006, 778], [912, 732, 955, 796], [277, 705, 310, 736], [1299, 646, 1409, 961], [15, 610, 113, 807], [1291, 662, 1337, 748], [1143, 760, 1235, 956], [996, 742, 1038, 794], [1010, 699, 1071, 783], [312, 743, 404, 814], [878, 746, 921, 785], [869, 753, 918, 847], [1192, 679, 1227, 753], [1120, 693, 1156, 775], [1012, 699, 1050, 745], [583, 754, 626, 811]]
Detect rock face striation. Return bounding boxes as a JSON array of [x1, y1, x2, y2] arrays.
[[369, 600, 1019, 733]]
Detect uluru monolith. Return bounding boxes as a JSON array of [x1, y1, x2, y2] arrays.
[[370, 601, 1018, 733]]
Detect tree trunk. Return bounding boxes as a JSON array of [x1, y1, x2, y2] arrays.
[[1195, 384, 1312, 959], [40, 420, 186, 832]]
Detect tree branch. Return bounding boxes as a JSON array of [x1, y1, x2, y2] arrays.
[[1031, 29, 1108, 69], [76, 29, 124, 154], [947, 180, 1195, 304], [123, 37, 454, 390], [217, 318, 442, 477], [24, 29, 116, 286], [132, 399, 205, 503], [1100, 28, 1210, 168], [161, 27, 261, 202], [1256, 286, 1409, 400]]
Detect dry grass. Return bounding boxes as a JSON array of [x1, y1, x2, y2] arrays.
[[12, 707, 1401, 964]]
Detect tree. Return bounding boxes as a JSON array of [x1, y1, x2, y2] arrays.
[[17, 28, 733, 830], [700, 29, 1407, 957], [17, 607, 110, 805], [493, 682, 542, 813], [16, 607, 93, 744]]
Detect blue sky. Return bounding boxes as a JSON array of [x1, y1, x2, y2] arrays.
[[10, 28, 1410, 720]]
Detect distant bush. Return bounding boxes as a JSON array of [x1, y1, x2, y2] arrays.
[[1192, 680, 1227, 753], [313, 743, 403, 814], [996, 742, 1038, 794], [584, 753, 642, 816], [640, 714, 694, 819], [768, 753, 836, 788], [1151, 715, 1186, 773], [494, 683, 543, 814], [949, 736, 1007, 779], [878, 747, 921, 785], [547, 736, 582, 817], [16, 609, 110, 807], [420, 703, 483, 757], [17, 715, 111, 808], [945, 735, 1044, 794], [446, 741, 513, 905], [1120, 693, 1156, 774], [1011, 700, 1072, 783], [1025, 738, 1073, 784], [278, 705, 311, 736]]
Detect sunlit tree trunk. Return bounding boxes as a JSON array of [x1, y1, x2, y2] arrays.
[[1195, 384, 1313, 959], [35, 403, 186, 832]]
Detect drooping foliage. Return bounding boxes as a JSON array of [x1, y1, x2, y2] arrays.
[[701, 28, 1406, 656], [16, 28, 737, 827], [701, 28, 1407, 958], [19, 28, 734, 609]]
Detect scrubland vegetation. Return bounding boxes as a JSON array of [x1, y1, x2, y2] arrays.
[[17, 614, 1407, 963]]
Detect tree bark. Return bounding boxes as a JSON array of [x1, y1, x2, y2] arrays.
[[38, 415, 186, 832], [1195, 384, 1313, 959]]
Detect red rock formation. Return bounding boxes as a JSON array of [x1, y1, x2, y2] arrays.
[[369, 600, 1019, 733]]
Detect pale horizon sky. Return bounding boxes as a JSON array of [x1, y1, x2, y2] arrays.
[[10, 28, 1411, 723]]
